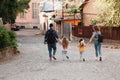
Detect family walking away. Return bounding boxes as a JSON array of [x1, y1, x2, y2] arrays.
[[44, 23, 58, 61], [44, 24, 103, 62], [89, 26, 103, 61]]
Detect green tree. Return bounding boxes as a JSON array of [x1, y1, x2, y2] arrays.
[[94, 0, 120, 27], [0, 0, 30, 24], [63, 0, 82, 14]]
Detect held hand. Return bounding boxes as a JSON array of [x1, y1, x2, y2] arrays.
[[58, 38, 62, 45], [88, 39, 92, 44], [87, 41, 91, 44]]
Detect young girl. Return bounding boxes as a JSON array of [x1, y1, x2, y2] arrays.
[[59, 37, 69, 61], [77, 38, 86, 61]]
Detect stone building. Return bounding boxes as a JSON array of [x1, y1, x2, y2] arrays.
[[15, 0, 40, 28]]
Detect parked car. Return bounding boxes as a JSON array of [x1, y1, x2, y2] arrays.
[[11, 25, 20, 31], [20, 26, 25, 29], [33, 26, 38, 29]]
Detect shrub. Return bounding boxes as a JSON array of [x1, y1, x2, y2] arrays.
[[8, 30, 17, 48], [0, 25, 17, 49]]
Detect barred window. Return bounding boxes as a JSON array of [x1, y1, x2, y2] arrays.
[[32, 3, 39, 19]]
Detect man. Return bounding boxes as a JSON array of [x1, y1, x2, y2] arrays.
[[44, 23, 58, 61]]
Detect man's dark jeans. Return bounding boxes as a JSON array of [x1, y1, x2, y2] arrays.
[[47, 43, 57, 58]]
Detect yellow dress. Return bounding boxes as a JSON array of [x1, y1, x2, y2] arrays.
[[77, 43, 86, 52]]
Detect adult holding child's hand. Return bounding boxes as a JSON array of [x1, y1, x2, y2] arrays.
[[88, 26, 102, 61]]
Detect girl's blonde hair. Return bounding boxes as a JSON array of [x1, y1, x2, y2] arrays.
[[93, 26, 100, 31], [62, 37, 69, 49]]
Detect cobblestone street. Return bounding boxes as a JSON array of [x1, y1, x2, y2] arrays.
[[0, 29, 120, 80]]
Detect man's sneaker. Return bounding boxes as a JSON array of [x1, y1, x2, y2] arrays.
[[95, 57, 98, 61], [66, 56, 69, 59], [53, 56, 56, 60], [99, 57, 102, 61]]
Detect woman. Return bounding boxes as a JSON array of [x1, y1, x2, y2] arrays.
[[89, 26, 102, 61]]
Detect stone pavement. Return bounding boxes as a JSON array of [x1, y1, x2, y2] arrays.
[[0, 29, 120, 80]]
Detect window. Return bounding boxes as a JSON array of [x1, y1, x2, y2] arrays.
[[20, 12, 26, 19], [32, 3, 39, 19]]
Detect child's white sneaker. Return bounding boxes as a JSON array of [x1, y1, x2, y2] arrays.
[[80, 57, 82, 61], [95, 57, 99, 61]]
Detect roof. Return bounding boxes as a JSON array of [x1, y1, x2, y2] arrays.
[[54, 14, 81, 22], [79, 0, 89, 8], [41, 1, 62, 12]]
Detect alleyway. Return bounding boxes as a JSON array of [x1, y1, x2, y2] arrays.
[[0, 29, 120, 80]]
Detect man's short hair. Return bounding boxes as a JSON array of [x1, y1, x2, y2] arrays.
[[49, 23, 53, 28]]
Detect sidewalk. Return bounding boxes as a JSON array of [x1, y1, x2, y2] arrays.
[[0, 29, 120, 80]]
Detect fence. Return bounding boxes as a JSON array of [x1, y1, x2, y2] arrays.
[[72, 26, 120, 40]]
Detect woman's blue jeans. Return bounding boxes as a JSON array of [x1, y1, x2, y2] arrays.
[[47, 43, 57, 58], [94, 40, 101, 57]]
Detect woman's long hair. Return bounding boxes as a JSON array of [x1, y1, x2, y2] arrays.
[[93, 26, 100, 31]]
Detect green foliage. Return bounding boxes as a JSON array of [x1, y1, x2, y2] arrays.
[[0, 0, 30, 24], [17, 0, 30, 13], [90, 19, 97, 26], [65, 8, 80, 14], [0, 25, 10, 49], [63, 0, 82, 14], [94, 0, 120, 27], [0, 25, 17, 49], [7, 30, 17, 48]]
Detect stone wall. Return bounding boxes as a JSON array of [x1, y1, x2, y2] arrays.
[[0, 47, 20, 60]]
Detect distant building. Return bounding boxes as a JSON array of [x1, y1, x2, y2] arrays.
[[39, 0, 62, 32], [15, 0, 100, 36], [15, 0, 62, 30], [15, 0, 40, 28], [83, 0, 99, 26]]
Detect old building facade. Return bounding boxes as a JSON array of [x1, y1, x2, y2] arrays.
[[15, 0, 40, 28]]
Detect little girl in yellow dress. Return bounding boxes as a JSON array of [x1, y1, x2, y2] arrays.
[[77, 38, 86, 61]]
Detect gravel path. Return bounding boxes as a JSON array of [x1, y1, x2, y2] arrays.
[[0, 29, 120, 80]]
